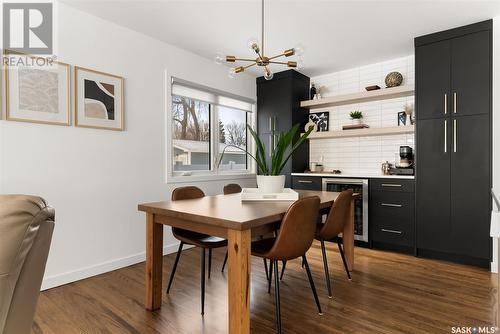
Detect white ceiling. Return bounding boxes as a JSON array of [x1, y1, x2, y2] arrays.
[[63, 0, 500, 77]]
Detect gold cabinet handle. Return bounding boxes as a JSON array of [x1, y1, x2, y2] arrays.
[[453, 119, 457, 153], [453, 92, 457, 114], [444, 120, 447, 153], [444, 93, 447, 115]]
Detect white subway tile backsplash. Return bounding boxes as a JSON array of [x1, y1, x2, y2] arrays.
[[309, 55, 415, 175]]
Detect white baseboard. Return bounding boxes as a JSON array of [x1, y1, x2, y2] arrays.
[[41, 242, 192, 291]]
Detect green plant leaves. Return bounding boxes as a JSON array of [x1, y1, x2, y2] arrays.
[[217, 123, 313, 176]]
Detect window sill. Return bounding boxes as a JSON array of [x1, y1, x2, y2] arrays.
[[167, 173, 256, 185]]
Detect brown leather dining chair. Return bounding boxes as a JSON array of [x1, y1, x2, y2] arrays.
[[221, 183, 242, 273], [166, 186, 227, 315], [252, 196, 323, 334], [315, 189, 353, 298], [223, 183, 242, 195]]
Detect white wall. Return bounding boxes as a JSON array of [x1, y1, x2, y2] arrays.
[[0, 3, 256, 289], [309, 56, 414, 174], [492, 16, 499, 273]]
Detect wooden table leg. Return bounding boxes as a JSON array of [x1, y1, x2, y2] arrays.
[[145, 213, 163, 311], [342, 198, 355, 272], [227, 229, 251, 334]]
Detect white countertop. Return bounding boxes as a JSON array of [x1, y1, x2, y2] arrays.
[[291, 172, 415, 180]]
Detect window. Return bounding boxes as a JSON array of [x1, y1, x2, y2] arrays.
[[218, 106, 247, 171], [172, 96, 211, 171], [169, 78, 255, 179]]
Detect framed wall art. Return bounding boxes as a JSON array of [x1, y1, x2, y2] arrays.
[[75, 66, 124, 131], [4, 51, 70, 125], [309, 111, 329, 132]]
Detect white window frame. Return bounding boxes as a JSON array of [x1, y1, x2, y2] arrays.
[[165, 73, 256, 184]]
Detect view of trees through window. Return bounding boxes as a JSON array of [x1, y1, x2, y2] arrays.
[[219, 106, 247, 171], [172, 96, 210, 171], [171, 96, 247, 172]]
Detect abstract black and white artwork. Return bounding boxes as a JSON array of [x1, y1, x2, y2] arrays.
[[75, 66, 124, 130], [309, 111, 329, 132]]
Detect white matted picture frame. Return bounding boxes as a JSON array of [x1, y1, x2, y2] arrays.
[[4, 51, 71, 126], [75, 66, 124, 131]]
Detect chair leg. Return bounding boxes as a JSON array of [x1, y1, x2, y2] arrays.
[[201, 248, 206, 315], [208, 248, 212, 279], [280, 261, 287, 281], [268, 259, 274, 294], [273, 260, 282, 334], [320, 239, 333, 298], [167, 241, 184, 294], [221, 250, 228, 272], [302, 255, 323, 315], [263, 258, 269, 281], [337, 240, 352, 281]]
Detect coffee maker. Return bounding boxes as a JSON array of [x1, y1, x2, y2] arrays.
[[389, 146, 414, 175]]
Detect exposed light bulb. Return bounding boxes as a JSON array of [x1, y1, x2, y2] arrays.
[[247, 37, 260, 53], [294, 43, 305, 57], [214, 52, 225, 65], [296, 57, 305, 70], [264, 69, 274, 81], [228, 67, 236, 79]]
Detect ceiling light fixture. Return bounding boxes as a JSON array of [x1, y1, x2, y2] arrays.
[[215, 0, 304, 80]]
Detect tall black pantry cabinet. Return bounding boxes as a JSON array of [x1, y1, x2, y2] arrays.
[[415, 20, 492, 267], [256, 70, 311, 187]]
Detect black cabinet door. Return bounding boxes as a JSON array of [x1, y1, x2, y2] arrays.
[[416, 40, 451, 120], [416, 118, 451, 252], [451, 31, 491, 117], [450, 114, 491, 259]]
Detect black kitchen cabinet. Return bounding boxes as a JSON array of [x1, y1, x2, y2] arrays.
[[415, 20, 492, 267], [257, 70, 310, 187], [415, 40, 450, 120], [451, 31, 491, 117], [291, 176, 322, 191], [369, 179, 415, 251], [450, 114, 491, 259]]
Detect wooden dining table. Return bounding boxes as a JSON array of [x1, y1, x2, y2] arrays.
[[138, 189, 356, 334]]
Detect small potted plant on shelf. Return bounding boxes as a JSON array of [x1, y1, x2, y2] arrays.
[[217, 124, 314, 193], [349, 111, 363, 125]]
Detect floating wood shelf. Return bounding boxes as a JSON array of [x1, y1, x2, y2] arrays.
[[300, 85, 415, 109], [305, 125, 415, 140]]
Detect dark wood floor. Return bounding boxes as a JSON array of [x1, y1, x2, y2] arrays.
[[33, 242, 497, 334]]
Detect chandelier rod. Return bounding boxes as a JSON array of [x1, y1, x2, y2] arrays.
[[261, 0, 264, 57]]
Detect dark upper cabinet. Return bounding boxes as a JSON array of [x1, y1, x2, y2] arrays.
[[416, 40, 451, 120], [257, 70, 310, 187], [451, 31, 491, 117], [415, 20, 492, 267]]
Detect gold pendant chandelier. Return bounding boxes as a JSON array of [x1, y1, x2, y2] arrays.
[[215, 0, 304, 80]]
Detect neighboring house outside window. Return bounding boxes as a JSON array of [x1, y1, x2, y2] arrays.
[[168, 78, 255, 182]]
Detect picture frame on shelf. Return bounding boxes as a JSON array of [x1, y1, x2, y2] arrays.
[[309, 111, 329, 132], [397, 111, 407, 126], [4, 51, 71, 126], [75, 66, 124, 131]]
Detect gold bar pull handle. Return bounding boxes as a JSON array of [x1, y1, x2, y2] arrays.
[[444, 120, 447, 153], [444, 93, 448, 115], [453, 92, 457, 114], [453, 119, 457, 153]]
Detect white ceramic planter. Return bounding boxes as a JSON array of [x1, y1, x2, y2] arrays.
[[352, 118, 362, 125], [256, 175, 286, 193]]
